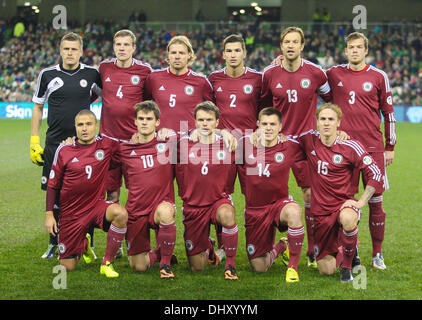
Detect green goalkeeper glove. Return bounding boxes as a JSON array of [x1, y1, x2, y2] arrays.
[[30, 136, 44, 166]]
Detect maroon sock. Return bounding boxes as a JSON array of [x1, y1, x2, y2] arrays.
[[148, 248, 160, 268], [102, 224, 126, 265], [287, 226, 305, 271], [304, 203, 314, 257], [341, 227, 358, 270], [269, 238, 287, 266], [158, 222, 176, 267], [221, 223, 238, 269], [369, 198, 385, 256], [216, 224, 223, 249]]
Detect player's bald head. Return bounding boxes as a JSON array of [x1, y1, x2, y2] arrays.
[[75, 109, 97, 123]]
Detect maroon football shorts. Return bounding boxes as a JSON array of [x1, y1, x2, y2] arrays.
[[182, 197, 233, 257], [313, 205, 361, 261], [244, 197, 296, 260], [57, 200, 114, 259], [125, 200, 175, 256]]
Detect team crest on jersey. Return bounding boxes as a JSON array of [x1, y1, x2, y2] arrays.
[[313, 245, 319, 257], [58, 243, 66, 254], [79, 79, 88, 88], [363, 82, 373, 92], [95, 149, 105, 161], [301, 78, 311, 89], [247, 244, 255, 256], [49, 170, 55, 179], [131, 75, 140, 85], [184, 85, 194, 95], [363, 155, 373, 165], [216, 150, 226, 160], [156, 143, 166, 153], [332, 154, 343, 164], [274, 152, 285, 163], [185, 240, 194, 251], [243, 84, 253, 94], [41, 176, 47, 185]]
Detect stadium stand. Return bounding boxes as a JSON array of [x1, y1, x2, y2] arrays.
[[1, 17, 422, 106]]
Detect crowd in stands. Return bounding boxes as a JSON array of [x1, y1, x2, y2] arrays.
[[1, 16, 422, 106]]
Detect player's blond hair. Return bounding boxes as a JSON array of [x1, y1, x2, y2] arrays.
[[166, 35, 196, 65], [134, 100, 161, 120], [345, 32, 369, 49], [316, 103, 343, 121], [280, 26, 305, 44], [60, 32, 83, 49], [194, 101, 220, 120], [114, 29, 136, 46]]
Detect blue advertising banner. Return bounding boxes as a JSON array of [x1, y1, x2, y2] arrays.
[[0, 102, 422, 123]]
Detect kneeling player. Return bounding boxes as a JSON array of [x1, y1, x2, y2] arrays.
[[296, 103, 383, 283], [45, 110, 128, 278], [239, 108, 304, 283], [175, 101, 239, 280], [112, 101, 177, 279]]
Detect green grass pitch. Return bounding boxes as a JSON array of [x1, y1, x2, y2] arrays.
[[0, 119, 421, 300]]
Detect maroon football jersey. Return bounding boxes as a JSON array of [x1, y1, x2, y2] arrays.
[[112, 137, 175, 221], [297, 130, 383, 215], [47, 136, 119, 219], [239, 137, 300, 208], [175, 135, 235, 207], [99, 58, 152, 140], [326, 64, 396, 152], [144, 68, 214, 132], [208, 67, 262, 134], [261, 59, 331, 137]]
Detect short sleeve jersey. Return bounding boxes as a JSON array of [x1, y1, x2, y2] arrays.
[[239, 137, 300, 208], [297, 130, 383, 215], [261, 59, 331, 137], [208, 67, 262, 134], [144, 68, 214, 132], [112, 137, 175, 220], [175, 135, 235, 207], [326, 64, 396, 152], [99, 58, 152, 140], [47, 136, 119, 219], [32, 63, 101, 144]]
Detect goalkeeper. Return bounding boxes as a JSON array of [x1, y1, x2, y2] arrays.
[[30, 32, 102, 260]]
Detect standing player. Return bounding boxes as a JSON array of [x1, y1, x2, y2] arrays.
[[45, 110, 128, 277], [240, 107, 305, 283], [296, 103, 383, 283], [208, 34, 263, 258], [175, 101, 239, 280], [99, 29, 152, 204], [144, 35, 214, 133], [326, 32, 396, 270], [30, 32, 101, 259], [112, 101, 177, 279], [261, 26, 331, 267]]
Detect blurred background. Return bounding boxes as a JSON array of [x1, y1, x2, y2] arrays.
[[1, 0, 422, 122]]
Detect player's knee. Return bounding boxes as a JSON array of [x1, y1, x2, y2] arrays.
[[317, 257, 337, 276], [283, 204, 302, 227], [217, 204, 236, 226], [250, 258, 269, 273], [60, 259, 77, 271], [129, 254, 149, 272], [340, 210, 358, 230], [156, 202, 175, 224]]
